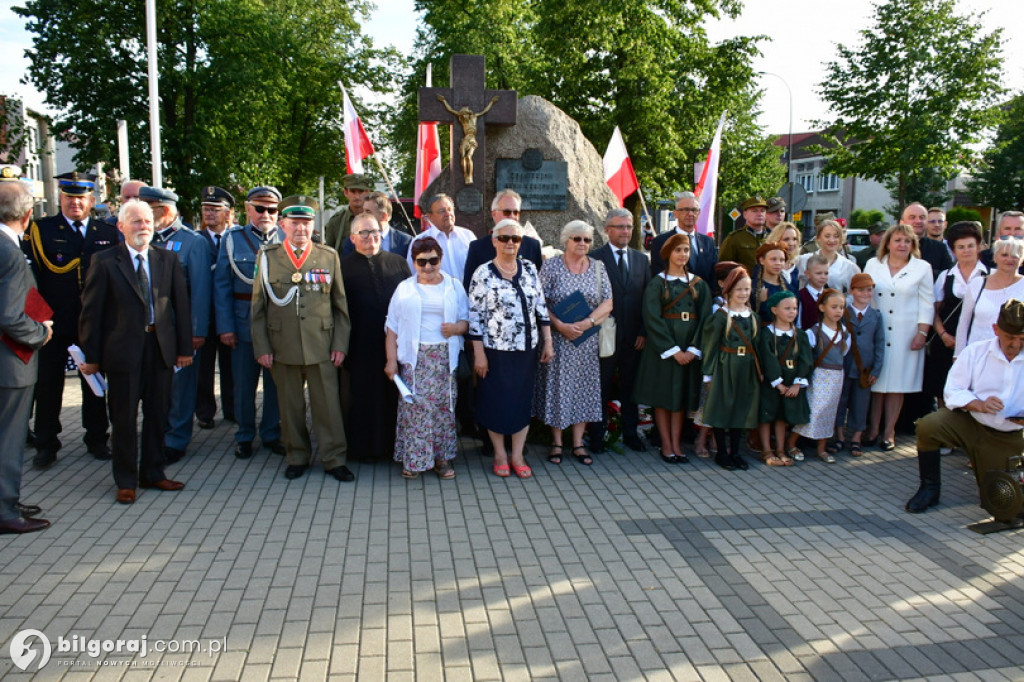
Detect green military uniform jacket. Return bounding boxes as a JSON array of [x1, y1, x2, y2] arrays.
[[323, 206, 355, 253], [701, 309, 761, 429], [251, 242, 350, 366], [718, 228, 766, 274]]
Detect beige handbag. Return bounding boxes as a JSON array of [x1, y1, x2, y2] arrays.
[[594, 260, 616, 358]]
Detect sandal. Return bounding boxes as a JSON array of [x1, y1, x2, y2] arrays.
[[694, 445, 711, 459], [776, 450, 794, 466], [849, 442, 863, 457], [818, 451, 836, 464], [434, 461, 455, 479], [547, 446, 563, 465], [571, 446, 593, 466], [786, 446, 804, 462], [493, 462, 510, 477], [826, 440, 844, 454], [760, 450, 785, 467], [511, 463, 533, 479], [401, 469, 419, 479]]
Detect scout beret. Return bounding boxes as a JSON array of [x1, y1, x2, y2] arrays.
[[740, 196, 767, 211], [55, 171, 96, 195], [0, 164, 22, 182], [850, 273, 875, 289], [997, 299, 1024, 335], [766, 290, 796, 309], [343, 173, 372, 191], [138, 186, 179, 205], [279, 195, 318, 219], [247, 186, 282, 202], [766, 196, 786, 212], [814, 211, 837, 227], [201, 185, 235, 208]]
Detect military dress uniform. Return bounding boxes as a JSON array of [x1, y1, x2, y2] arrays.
[[196, 186, 236, 426], [251, 197, 351, 476], [213, 220, 282, 455], [23, 173, 119, 465]]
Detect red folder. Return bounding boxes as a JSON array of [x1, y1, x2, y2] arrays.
[[1, 287, 53, 364]]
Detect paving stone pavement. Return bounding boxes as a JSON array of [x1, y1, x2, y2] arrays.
[[1, 382, 1024, 681]]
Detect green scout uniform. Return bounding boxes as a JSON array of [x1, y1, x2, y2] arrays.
[[251, 240, 351, 468], [755, 326, 812, 425], [701, 309, 760, 429], [633, 274, 711, 412], [718, 227, 766, 275]]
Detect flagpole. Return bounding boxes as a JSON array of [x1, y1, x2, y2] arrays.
[[371, 155, 416, 235], [635, 188, 651, 228]]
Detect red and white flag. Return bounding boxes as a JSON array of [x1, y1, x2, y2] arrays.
[[339, 82, 375, 175], [603, 126, 639, 207], [414, 64, 442, 219], [695, 112, 726, 236]]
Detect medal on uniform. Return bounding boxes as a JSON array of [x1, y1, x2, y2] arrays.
[[291, 272, 302, 283], [285, 243, 310, 284]]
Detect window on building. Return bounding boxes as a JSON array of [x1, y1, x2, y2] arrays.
[[797, 174, 815, 193], [817, 173, 840, 192]]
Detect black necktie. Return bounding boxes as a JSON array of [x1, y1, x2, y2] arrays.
[[213, 233, 221, 249], [72, 220, 83, 235], [617, 249, 628, 283], [136, 254, 154, 324], [857, 312, 863, 322]]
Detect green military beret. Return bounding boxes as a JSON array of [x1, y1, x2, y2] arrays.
[[997, 299, 1024, 335]]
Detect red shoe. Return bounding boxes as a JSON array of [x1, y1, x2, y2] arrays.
[[511, 464, 532, 479], [493, 462, 510, 477]]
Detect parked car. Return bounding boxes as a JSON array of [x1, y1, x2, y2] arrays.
[[846, 229, 871, 253]]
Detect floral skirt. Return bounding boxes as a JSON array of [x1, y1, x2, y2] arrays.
[[793, 368, 843, 440], [394, 343, 457, 472]]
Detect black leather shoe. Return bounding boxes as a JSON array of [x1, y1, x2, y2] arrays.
[[623, 434, 645, 451], [224, 414, 236, 423], [284, 465, 308, 479], [16, 503, 42, 518], [197, 418, 215, 429], [325, 465, 355, 482], [716, 453, 736, 471], [234, 442, 253, 459], [88, 444, 112, 460], [265, 439, 287, 455], [26, 429, 36, 447], [164, 446, 186, 464], [33, 450, 57, 469], [732, 453, 749, 471], [0, 516, 50, 534]]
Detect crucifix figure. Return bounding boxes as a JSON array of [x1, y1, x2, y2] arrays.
[[419, 54, 517, 234]]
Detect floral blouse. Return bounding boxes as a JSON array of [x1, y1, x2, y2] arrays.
[[468, 260, 550, 351]]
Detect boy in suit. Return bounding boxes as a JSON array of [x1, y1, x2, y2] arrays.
[[833, 273, 885, 456]]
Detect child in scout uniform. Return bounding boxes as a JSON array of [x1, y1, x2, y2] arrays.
[[833, 273, 885, 457], [755, 291, 811, 466], [633, 233, 712, 464], [250, 195, 355, 482], [701, 267, 760, 471], [790, 289, 850, 463]]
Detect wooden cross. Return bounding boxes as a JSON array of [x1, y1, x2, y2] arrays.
[[419, 54, 517, 234]]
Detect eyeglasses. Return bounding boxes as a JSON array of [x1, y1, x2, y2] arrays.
[[414, 256, 440, 266], [355, 229, 382, 239], [498, 209, 521, 217], [926, 219, 944, 224], [251, 205, 278, 214], [570, 236, 593, 243], [607, 223, 633, 230], [674, 207, 700, 213], [495, 235, 522, 244]]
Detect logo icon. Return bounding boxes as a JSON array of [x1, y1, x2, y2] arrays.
[[9, 629, 51, 671]]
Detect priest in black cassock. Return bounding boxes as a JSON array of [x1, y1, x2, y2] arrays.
[[340, 213, 412, 462]]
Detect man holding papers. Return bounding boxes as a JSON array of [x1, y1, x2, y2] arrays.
[[79, 200, 193, 504]]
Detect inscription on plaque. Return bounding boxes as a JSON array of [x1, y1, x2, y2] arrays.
[[456, 187, 484, 215], [495, 150, 568, 211]]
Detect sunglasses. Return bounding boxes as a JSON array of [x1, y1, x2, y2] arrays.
[[499, 209, 521, 217], [495, 235, 522, 244], [570, 236, 593, 243], [415, 256, 440, 267], [251, 205, 278, 214]]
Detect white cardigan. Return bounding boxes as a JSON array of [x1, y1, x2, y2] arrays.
[[385, 272, 469, 394]]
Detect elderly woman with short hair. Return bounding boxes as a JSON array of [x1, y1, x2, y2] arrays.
[[468, 219, 553, 478], [955, 236, 1024, 356], [385, 237, 468, 479], [534, 220, 614, 466]]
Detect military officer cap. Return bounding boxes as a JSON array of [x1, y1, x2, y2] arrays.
[[201, 186, 235, 208], [342, 173, 372, 191], [138, 186, 179, 205], [766, 196, 786, 212], [279, 195, 318, 219], [0, 164, 22, 182], [55, 171, 97, 195], [247, 185, 282, 202], [997, 299, 1024, 335], [740, 196, 767, 211], [814, 211, 837, 227], [867, 221, 888, 235]]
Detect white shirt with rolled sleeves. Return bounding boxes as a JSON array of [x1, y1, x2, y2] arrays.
[[944, 336, 1024, 432]]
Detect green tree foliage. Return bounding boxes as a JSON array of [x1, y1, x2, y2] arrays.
[[884, 166, 952, 217], [946, 206, 982, 225], [391, 0, 784, 230], [849, 208, 885, 231], [814, 0, 1003, 213], [0, 96, 30, 163], [969, 94, 1024, 212], [14, 0, 398, 217]]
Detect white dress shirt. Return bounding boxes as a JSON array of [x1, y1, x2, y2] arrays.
[[945, 336, 1024, 432]]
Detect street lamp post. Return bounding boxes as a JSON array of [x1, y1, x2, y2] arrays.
[[758, 71, 794, 215]]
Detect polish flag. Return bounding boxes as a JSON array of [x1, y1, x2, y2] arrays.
[[603, 126, 639, 207], [414, 65, 442, 218], [695, 112, 726, 236], [339, 82, 375, 175]]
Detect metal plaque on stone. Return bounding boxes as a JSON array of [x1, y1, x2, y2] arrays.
[[495, 150, 568, 211], [456, 187, 484, 215]]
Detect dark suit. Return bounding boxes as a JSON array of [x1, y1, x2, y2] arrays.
[[23, 215, 119, 454], [0, 229, 50, 522], [341, 227, 413, 259], [919, 237, 953, 281], [589, 243, 651, 445], [649, 229, 717, 283], [195, 228, 234, 423], [462, 234, 544, 286], [79, 244, 191, 489]]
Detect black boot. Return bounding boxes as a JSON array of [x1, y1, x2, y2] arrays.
[[905, 449, 941, 513]]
